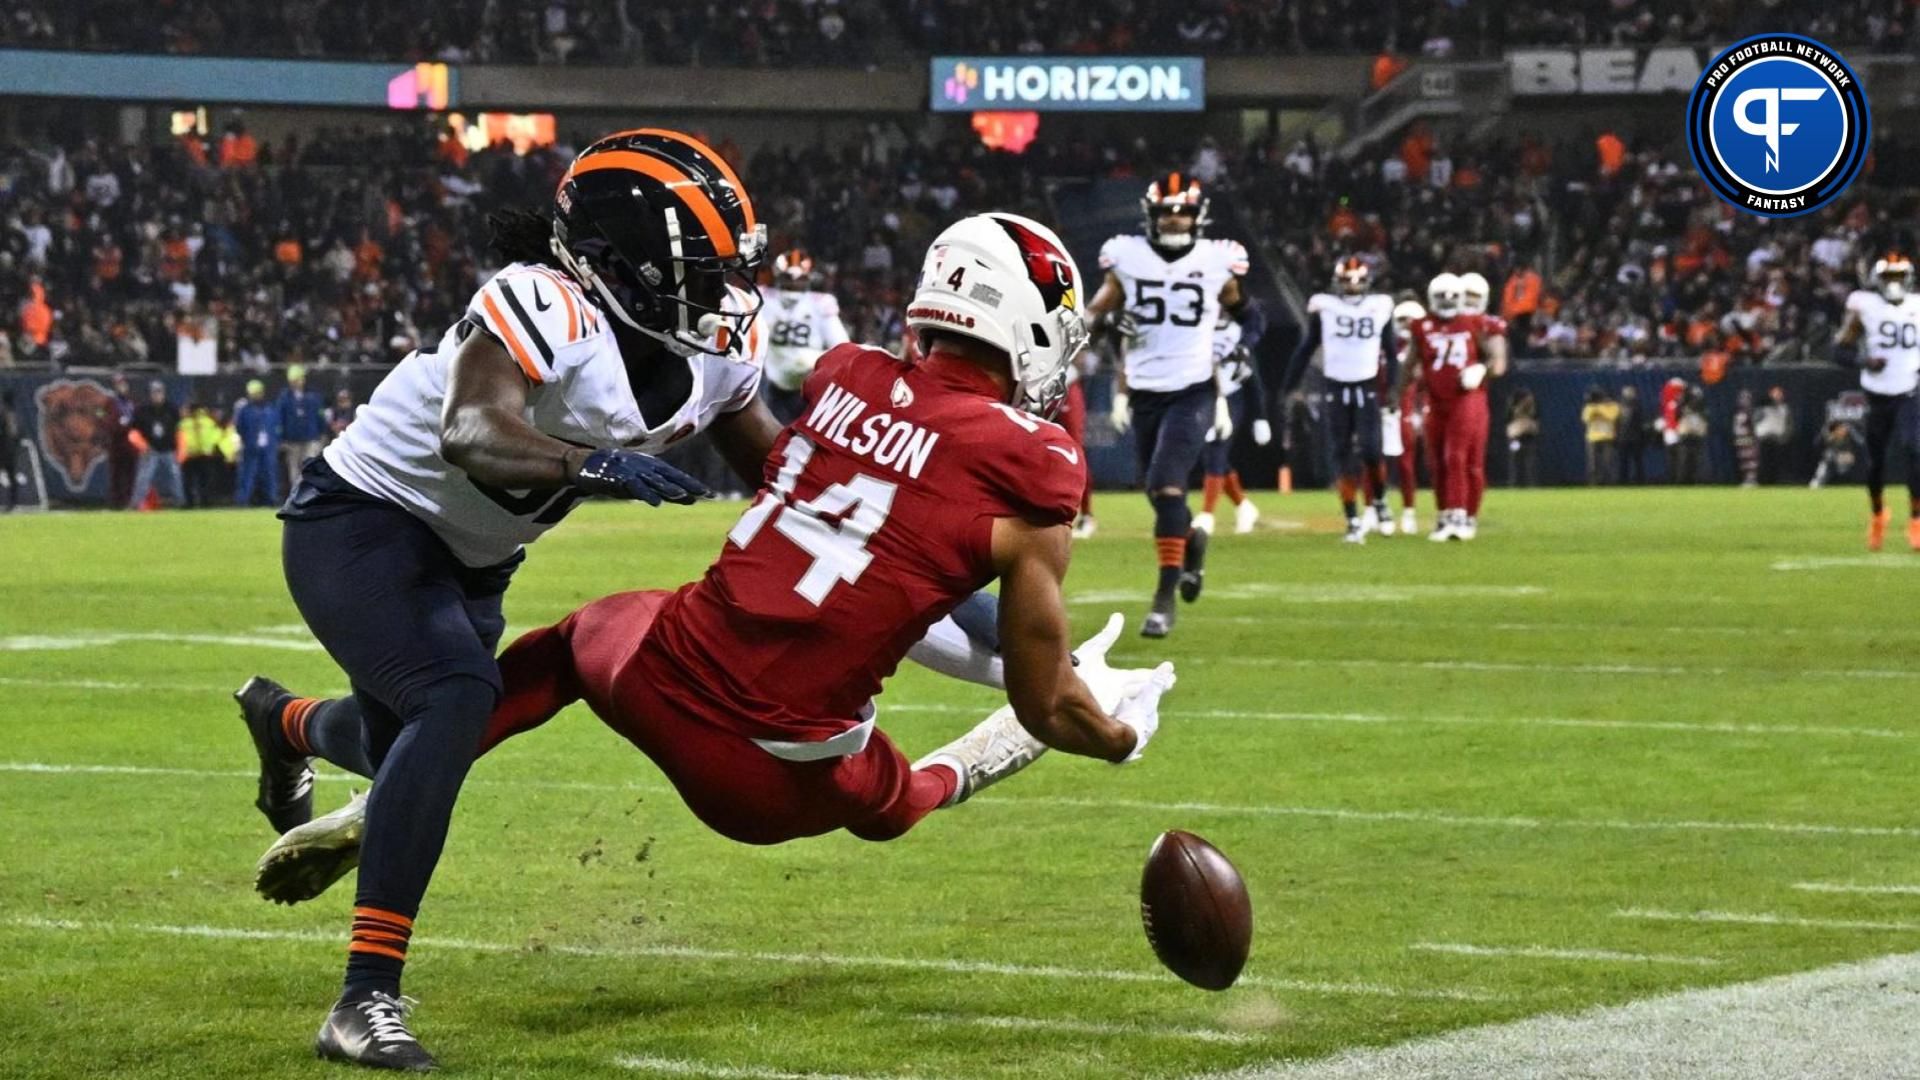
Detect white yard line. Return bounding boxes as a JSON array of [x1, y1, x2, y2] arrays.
[[1409, 942, 1721, 967], [901, 1012, 1258, 1044], [615, 1055, 919, 1080], [1070, 583, 1547, 605], [1614, 908, 1920, 932], [1793, 882, 1920, 896], [884, 703, 1914, 741], [2, 916, 1497, 1001], [8, 760, 1917, 841], [1191, 950, 1920, 1080], [0, 632, 323, 652], [1772, 556, 1920, 571], [1148, 655, 1920, 681]]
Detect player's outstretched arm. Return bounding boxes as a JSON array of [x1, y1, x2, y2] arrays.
[[1481, 328, 1510, 379], [707, 396, 784, 488], [441, 328, 708, 504], [991, 516, 1165, 762]]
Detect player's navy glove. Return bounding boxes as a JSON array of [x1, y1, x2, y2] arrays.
[[569, 448, 710, 506]]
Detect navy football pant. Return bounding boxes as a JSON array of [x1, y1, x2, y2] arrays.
[[1862, 390, 1920, 512], [280, 459, 519, 993]]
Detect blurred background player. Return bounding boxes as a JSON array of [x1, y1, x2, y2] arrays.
[[1282, 256, 1395, 544], [1385, 296, 1426, 534], [1086, 173, 1263, 636], [759, 248, 850, 423], [1415, 272, 1509, 541], [1833, 253, 1920, 550], [1196, 307, 1270, 536]]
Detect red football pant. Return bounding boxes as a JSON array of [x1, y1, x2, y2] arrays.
[[479, 590, 955, 845], [1396, 410, 1419, 507], [1059, 381, 1093, 515], [1425, 394, 1489, 514]]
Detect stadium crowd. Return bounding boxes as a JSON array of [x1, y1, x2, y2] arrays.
[[3, 0, 1914, 62], [3, 119, 1917, 374]]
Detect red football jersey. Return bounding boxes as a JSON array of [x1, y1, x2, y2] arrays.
[[1414, 313, 1495, 402], [635, 343, 1087, 744]]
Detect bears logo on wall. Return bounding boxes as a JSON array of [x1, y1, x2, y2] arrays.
[[35, 379, 118, 490]]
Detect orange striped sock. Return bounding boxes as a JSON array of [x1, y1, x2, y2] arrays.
[[1201, 475, 1224, 513], [280, 698, 321, 757], [1223, 470, 1245, 505], [349, 906, 414, 963], [1155, 536, 1187, 568]]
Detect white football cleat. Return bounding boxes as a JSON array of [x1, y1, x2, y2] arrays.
[[1343, 518, 1367, 544], [1456, 515, 1478, 541], [256, 788, 367, 905], [1191, 511, 1216, 536], [1359, 504, 1380, 535], [1375, 503, 1396, 536], [1400, 507, 1418, 536], [1428, 510, 1457, 542], [1072, 513, 1098, 539], [1234, 498, 1259, 534], [914, 706, 1048, 806]]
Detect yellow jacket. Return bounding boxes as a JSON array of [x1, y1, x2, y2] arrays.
[[181, 413, 226, 458]]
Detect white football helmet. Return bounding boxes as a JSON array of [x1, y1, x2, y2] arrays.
[[1459, 272, 1490, 315], [907, 212, 1088, 418], [1392, 299, 1426, 334], [1873, 254, 1913, 302], [1427, 273, 1464, 319]]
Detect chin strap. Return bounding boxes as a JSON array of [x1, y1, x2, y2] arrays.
[[551, 236, 732, 359]]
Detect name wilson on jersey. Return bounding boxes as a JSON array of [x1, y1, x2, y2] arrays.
[[805, 382, 942, 479]]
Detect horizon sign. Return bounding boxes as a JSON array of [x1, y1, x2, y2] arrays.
[[931, 57, 1204, 112]]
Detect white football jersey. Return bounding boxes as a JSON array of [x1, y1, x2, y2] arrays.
[[1846, 289, 1920, 396], [1100, 234, 1248, 392], [326, 262, 763, 567], [1307, 292, 1396, 383], [761, 289, 850, 392], [1212, 317, 1253, 395]]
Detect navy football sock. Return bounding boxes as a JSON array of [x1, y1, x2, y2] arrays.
[[301, 699, 378, 779], [343, 675, 497, 998]]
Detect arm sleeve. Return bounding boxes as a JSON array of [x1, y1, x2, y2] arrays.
[[907, 613, 1005, 690], [1280, 316, 1322, 395], [1242, 358, 1270, 422], [1229, 294, 1266, 350], [1380, 320, 1400, 388]]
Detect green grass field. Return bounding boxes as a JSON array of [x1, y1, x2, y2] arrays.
[[5, 487, 1920, 1079]]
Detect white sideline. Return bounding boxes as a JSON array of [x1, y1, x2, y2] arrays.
[[1794, 882, 1920, 896], [901, 1012, 1258, 1044], [1, 916, 1499, 1001], [1614, 908, 1920, 932], [615, 1055, 917, 1080], [7, 760, 1918, 840], [1410, 942, 1721, 967], [1189, 949, 1920, 1080]]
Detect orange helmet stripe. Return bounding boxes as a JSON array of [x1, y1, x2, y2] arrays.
[[627, 127, 758, 231], [570, 149, 738, 258]]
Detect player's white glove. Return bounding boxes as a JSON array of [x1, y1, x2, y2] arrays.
[[1459, 363, 1487, 391], [1210, 396, 1234, 442], [1112, 662, 1176, 763], [1110, 390, 1131, 434], [1251, 419, 1273, 446], [1381, 407, 1401, 430], [1070, 613, 1176, 762]]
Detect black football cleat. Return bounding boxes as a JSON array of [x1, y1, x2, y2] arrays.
[[236, 675, 315, 833], [315, 992, 438, 1072], [1177, 525, 1209, 603], [1141, 591, 1177, 638]]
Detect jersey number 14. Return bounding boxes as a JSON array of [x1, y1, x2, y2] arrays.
[[726, 435, 898, 605]]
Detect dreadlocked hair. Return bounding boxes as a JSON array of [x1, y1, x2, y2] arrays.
[[487, 208, 564, 269]]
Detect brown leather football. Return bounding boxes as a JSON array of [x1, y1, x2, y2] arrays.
[[1140, 829, 1252, 991]]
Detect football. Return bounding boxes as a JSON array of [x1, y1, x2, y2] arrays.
[[1140, 830, 1253, 991]]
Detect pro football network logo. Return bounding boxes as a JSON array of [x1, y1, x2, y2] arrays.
[[1686, 34, 1869, 218]]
